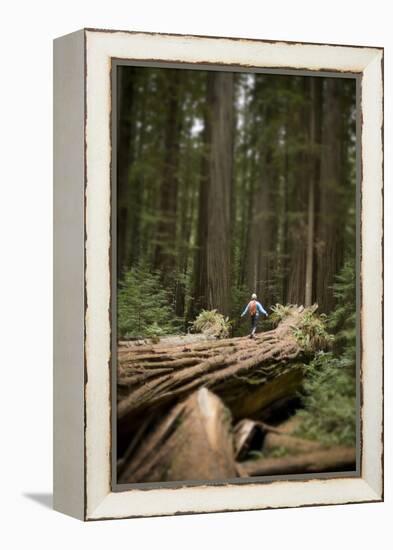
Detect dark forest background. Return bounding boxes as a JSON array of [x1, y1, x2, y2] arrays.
[[116, 66, 356, 339]]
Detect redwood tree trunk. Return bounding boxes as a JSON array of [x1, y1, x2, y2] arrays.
[[117, 67, 137, 276], [305, 77, 322, 306], [154, 70, 183, 276], [286, 80, 309, 306], [240, 447, 356, 476], [194, 71, 234, 317], [315, 78, 344, 312]]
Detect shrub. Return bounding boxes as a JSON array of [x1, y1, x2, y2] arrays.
[[269, 303, 294, 326], [118, 265, 181, 339], [295, 260, 356, 446], [293, 309, 333, 353], [295, 351, 356, 446], [191, 309, 231, 338]]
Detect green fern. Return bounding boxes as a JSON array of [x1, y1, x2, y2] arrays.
[[191, 309, 231, 338]]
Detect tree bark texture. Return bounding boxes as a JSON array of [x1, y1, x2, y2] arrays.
[[233, 418, 322, 460], [117, 67, 137, 276], [154, 70, 183, 276], [240, 446, 356, 476], [193, 72, 234, 317], [286, 81, 308, 307], [119, 387, 238, 483], [315, 78, 344, 312], [117, 306, 326, 432], [305, 77, 319, 307]]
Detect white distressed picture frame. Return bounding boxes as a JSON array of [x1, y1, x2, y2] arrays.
[[53, 28, 383, 521]]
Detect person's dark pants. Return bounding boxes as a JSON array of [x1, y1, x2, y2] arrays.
[[250, 314, 258, 336]]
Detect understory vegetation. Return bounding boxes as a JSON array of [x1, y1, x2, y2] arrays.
[[295, 261, 356, 446], [191, 309, 231, 338], [117, 265, 181, 339]]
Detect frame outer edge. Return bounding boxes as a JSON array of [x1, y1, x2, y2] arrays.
[[83, 29, 384, 520], [360, 50, 384, 499], [53, 29, 86, 521]]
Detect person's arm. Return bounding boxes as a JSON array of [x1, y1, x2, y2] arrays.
[[257, 301, 268, 316], [241, 303, 249, 317]]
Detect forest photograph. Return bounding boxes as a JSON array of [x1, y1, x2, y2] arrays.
[[115, 64, 358, 485]]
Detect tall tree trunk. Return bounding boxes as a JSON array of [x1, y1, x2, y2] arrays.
[[192, 99, 210, 316], [154, 70, 183, 276], [240, 135, 258, 289], [286, 78, 312, 306], [245, 78, 276, 306], [117, 67, 137, 276], [280, 116, 290, 303], [305, 77, 322, 306], [206, 71, 234, 316], [315, 78, 344, 312], [174, 139, 197, 320], [193, 71, 234, 317], [246, 150, 274, 303]]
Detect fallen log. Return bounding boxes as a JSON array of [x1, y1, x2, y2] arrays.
[[118, 306, 328, 428], [263, 432, 322, 455], [239, 447, 356, 477], [234, 419, 265, 461], [119, 388, 237, 483], [118, 333, 214, 349], [233, 417, 322, 461], [261, 416, 323, 455]]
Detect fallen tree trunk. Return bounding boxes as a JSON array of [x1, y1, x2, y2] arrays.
[[118, 306, 327, 428], [119, 388, 237, 483], [234, 419, 265, 461], [261, 416, 323, 454], [239, 447, 356, 476], [233, 417, 322, 461], [263, 430, 322, 455], [118, 333, 215, 349]]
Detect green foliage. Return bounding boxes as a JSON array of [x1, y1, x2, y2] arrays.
[[295, 261, 357, 446], [118, 265, 181, 339], [269, 303, 294, 326], [191, 309, 231, 339], [328, 260, 356, 363], [295, 351, 356, 446], [269, 304, 333, 353], [293, 309, 333, 353]]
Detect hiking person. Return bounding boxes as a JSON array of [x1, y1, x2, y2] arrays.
[[241, 293, 268, 338]]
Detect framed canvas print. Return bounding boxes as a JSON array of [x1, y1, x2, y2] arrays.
[[53, 28, 383, 520]]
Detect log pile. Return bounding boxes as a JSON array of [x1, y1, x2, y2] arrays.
[[117, 306, 356, 482]]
